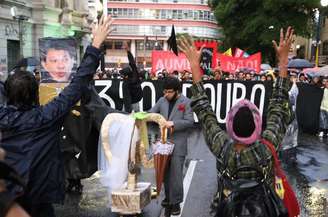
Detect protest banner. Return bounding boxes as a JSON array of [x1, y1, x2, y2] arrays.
[[219, 52, 261, 73], [151, 51, 190, 74]]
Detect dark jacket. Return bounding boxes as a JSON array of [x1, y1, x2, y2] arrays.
[[0, 45, 101, 204]]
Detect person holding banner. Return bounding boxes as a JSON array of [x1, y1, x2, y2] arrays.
[[179, 27, 299, 217], [0, 15, 113, 217]]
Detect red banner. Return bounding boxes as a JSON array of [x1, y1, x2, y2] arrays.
[[219, 52, 261, 73], [151, 51, 190, 74]]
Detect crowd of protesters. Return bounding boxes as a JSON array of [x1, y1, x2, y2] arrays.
[[94, 65, 328, 87]]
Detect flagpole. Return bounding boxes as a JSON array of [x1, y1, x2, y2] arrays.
[[143, 35, 146, 68]]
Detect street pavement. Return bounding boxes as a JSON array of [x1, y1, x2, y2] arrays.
[[54, 129, 328, 217]]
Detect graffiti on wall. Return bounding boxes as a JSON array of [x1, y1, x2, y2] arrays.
[[5, 23, 18, 38]]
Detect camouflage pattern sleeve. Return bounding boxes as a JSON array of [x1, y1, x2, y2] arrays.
[[190, 82, 229, 156], [262, 77, 292, 150]]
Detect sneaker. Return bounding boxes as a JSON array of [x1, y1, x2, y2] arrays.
[[171, 203, 181, 216], [161, 198, 170, 207], [319, 131, 324, 137]]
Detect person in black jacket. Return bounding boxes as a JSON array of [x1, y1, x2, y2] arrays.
[[119, 41, 142, 112], [0, 15, 113, 217]]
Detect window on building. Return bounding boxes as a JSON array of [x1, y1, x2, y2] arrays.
[[128, 8, 133, 16], [136, 40, 144, 50], [183, 10, 188, 19], [155, 9, 160, 19], [177, 10, 183, 19], [204, 11, 209, 20], [118, 8, 123, 16], [188, 10, 193, 19], [322, 16, 326, 27], [113, 8, 118, 17], [323, 41, 328, 55], [154, 41, 164, 50], [105, 41, 114, 50], [7, 40, 20, 72], [161, 26, 166, 33], [114, 41, 123, 49], [199, 11, 204, 20], [123, 8, 128, 16], [172, 10, 177, 19], [194, 11, 199, 20], [55, 0, 61, 8], [134, 9, 139, 17], [161, 10, 167, 19]]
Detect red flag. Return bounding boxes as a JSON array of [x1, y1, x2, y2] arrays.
[[234, 48, 244, 58]]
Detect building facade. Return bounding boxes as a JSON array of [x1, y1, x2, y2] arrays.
[[105, 0, 221, 68], [293, 16, 328, 66], [0, 0, 92, 80]]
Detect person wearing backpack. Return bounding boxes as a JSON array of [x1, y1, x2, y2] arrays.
[[178, 27, 300, 217]]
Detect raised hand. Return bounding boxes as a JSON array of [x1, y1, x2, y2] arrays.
[[272, 26, 294, 77], [178, 35, 204, 83], [92, 15, 115, 49]]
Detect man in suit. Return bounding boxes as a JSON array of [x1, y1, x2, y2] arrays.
[[149, 77, 194, 215]]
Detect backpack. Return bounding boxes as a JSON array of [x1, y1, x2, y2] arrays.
[[261, 139, 300, 217], [213, 140, 289, 217]]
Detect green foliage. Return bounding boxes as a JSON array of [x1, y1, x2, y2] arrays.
[[213, 0, 320, 64]]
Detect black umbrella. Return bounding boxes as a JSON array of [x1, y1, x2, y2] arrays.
[[11, 57, 40, 74]]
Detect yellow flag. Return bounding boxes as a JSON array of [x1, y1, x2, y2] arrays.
[[224, 48, 232, 56]]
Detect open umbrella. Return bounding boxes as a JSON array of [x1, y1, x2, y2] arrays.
[[288, 59, 314, 69], [261, 63, 272, 71], [315, 65, 328, 77], [302, 67, 320, 78], [11, 57, 40, 74], [302, 67, 320, 73]]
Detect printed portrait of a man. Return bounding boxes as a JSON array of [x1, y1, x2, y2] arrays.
[[39, 38, 77, 83]]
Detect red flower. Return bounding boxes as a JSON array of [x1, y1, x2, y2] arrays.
[[178, 104, 186, 112]]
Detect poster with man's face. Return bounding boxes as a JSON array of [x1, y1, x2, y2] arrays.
[[39, 38, 77, 83]]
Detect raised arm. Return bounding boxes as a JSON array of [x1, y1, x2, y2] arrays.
[[262, 27, 294, 149], [41, 15, 114, 123], [178, 35, 229, 156]]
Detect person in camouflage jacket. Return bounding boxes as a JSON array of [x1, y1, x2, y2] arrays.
[[178, 28, 294, 214]]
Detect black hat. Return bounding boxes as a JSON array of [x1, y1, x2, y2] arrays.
[[167, 25, 178, 56]]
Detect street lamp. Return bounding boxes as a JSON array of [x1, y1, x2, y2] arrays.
[[11, 7, 29, 59], [322, 0, 328, 7]]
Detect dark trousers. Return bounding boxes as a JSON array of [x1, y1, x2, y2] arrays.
[[164, 155, 185, 205], [17, 197, 56, 217]]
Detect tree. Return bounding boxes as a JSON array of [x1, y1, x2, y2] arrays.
[[212, 0, 320, 64]]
